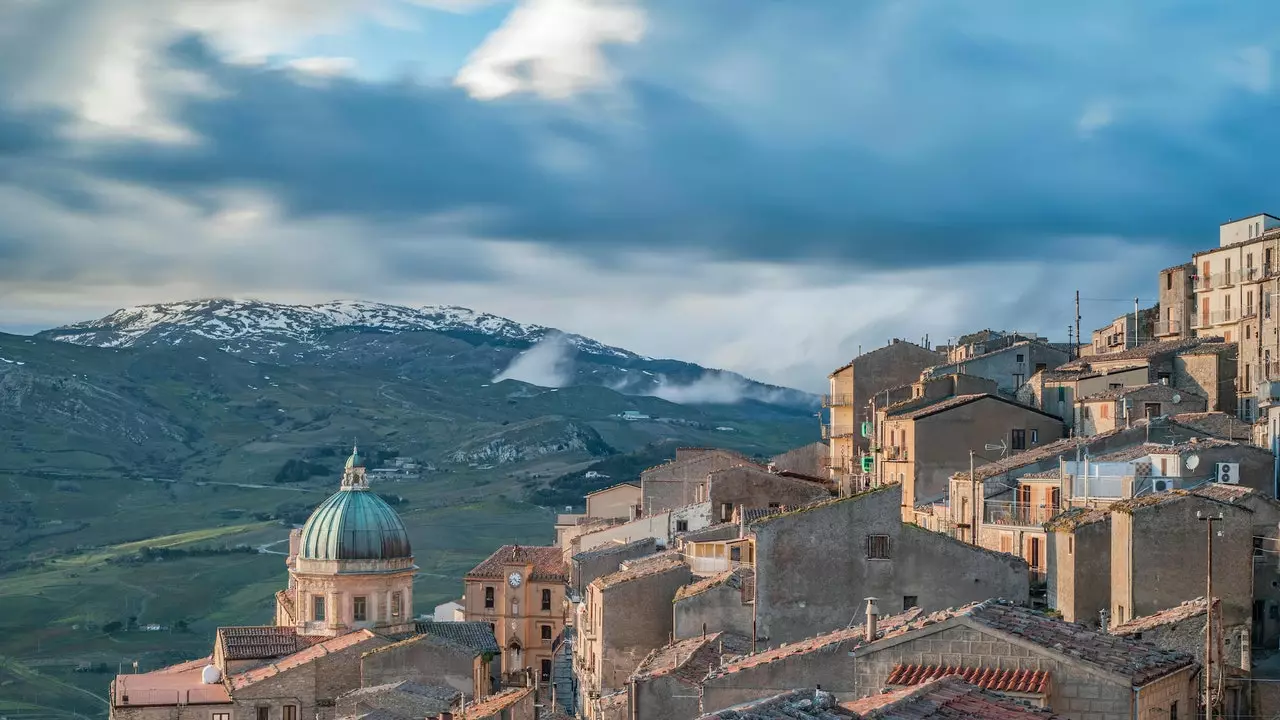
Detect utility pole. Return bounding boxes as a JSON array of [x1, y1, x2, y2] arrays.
[[1198, 509, 1224, 720], [1075, 290, 1082, 361], [1133, 296, 1139, 348], [969, 451, 977, 545]]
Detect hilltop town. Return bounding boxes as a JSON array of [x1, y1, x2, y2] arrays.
[[107, 214, 1280, 720]]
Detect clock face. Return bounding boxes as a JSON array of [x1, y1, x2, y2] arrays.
[[508, 572, 522, 588]]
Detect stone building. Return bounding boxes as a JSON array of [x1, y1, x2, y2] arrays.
[[586, 483, 642, 521], [640, 448, 758, 515], [626, 632, 749, 720], [109, 448, 522, 720], [1043, 507, 1111, 625], [463, 545, 568, 680], [570, 538, 660, 597], [748, 484, 1029, 645], [1084, 307, 1158, 358], [673, 567, 755, 641], [871, 381, 1064, 519], [769, 441, 828, 478], [700, 599, 1196, 720], [276, 446, 416, 638], [575, 554, 693, 717], [920, 339, 1068, 396], [1158, 262, 1196, 342], [825, 339, 944, 481], [702, 465, 832, 523], [1075, 383, 1206, 436]]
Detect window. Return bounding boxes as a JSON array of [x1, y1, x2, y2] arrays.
[[1068, 536, 1074, 555], [1030, 429, 1038, 444], [1013, 373, 1024, 387], [283, 707, 296, 720], [541, 624, 553, 640], [214, 714, 231, 720], [353, 596, 368, 622], [1100, 404, 1109, 420], [485, 586, 495, 609], [866, 534, 891, 560], [1010, 429, 1026, 451], [1159, 457, 1168, 475], [1028, 537, 1042, 569], [541, 659, 553, 683], [1000, 535, 1012, 553], [1016, 353, 1025, 363], [730, 545, 742, 561], [313, 595, 325, 622], [675, 519, 688, 532], [721, 503, 734, 522], [1035, 363, 1047, 373], [542, 588, 552, 611], [391, 591, 403, 618], [768, 502, 781, 509], [1144, 402, 1161, 420], [1167, 271, 1173, 290], [903, 595, 918, 611], [1170, 700, 1177, 720], [1049, 487, 1061, 508], [1057, 387, 1066, 402], [258, 707, 269, 720]]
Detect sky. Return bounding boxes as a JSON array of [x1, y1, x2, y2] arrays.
[[1, 0, 1278, 393]]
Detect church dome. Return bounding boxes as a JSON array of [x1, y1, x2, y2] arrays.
[[298, 445, 411, 561]]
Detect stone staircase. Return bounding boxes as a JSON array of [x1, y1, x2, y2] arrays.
[[552, 626, 578, 715]]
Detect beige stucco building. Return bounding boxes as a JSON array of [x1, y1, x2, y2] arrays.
[[463, 544, 568, 682]]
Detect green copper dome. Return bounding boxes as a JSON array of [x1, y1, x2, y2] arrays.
[[298, 487, 412, 561]]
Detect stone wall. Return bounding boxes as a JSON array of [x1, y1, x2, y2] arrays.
[[924, 342, 1068, 396], [360, 634, 480, 699], [1173, 348, 1238, 414], [706, 466, 829, 521], [599, 566, 693, 692], [673, 577, 754, 640], [1046, 518, 1111, 626], [699, 637, 860, 712], [572, 539, 659, 596], [642, 452, 754, 514], [631, 674, 702, 720], [751, 485, 1028, 645], [231, 636, 384, 720], [770, 442, 827, 478]]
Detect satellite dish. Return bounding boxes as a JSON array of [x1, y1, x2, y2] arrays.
[[1171, 393, 1182, 404], [1186, 454, 1201, 471], [201, 665, 222, 684]]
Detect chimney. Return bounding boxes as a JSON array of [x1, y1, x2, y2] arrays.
[[864, 597, 880, 642], [738, 505, 747, 539], [1099, 608, 1110, 632]]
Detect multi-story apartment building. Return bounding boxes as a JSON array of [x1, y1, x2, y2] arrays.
[[1156, 262, 1195, 341], [463, 545, 568, 682], [824, 339, 942, 487], [1183, 213, 1280, 422]]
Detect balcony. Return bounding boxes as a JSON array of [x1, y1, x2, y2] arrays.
[[822, 393, 854, 407], [1244, 306, 1259, 319], [822, 424, 855, 439], [983, 501, 1062, 528], [884, 446, 909, 462], [1198, 309, 1234, 327], [1193, 274, 1211, 292]]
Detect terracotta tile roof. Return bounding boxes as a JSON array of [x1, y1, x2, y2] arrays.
[[841, 677, 1065, 719], [595, 690, 629, 711], [1078, 383, 1203, 403], [1171, 412, 1253, 440], [1111, 485, 1256, 515], [414, 620, 500, 654], [229, 629, 380, 690], [631, 632, 751, 686], [112, 656, 232, 707], [466, 544, 568, 582], [1111, 598, 1212, 636], [678, 522, 741, 542], [336, 680, 460, 717], [1018, 470, 1060, 480], [953, 426, 1133, 482], [708, 608, 926, 680], [751, 484, 899, 528], [217, 626, 308, 661], [593, 553, 687, 590], [885, 664, 1050, 694], [585, 481, 640, 497], [963, 601, 1194, 684], [1059, 338, 1221, 368], [700, 688, 856, 719], [674, 567, 752, 601], [891, 393, 991, 420], [461, 685, 533, 719], [1042, 507, 1109, 533], [573, 537, 657, 562], [642, 448, 759, 476], [741, 507, 787, 523]]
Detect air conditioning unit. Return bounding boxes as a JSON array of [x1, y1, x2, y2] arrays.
[[1216, 462, 1240, 485], [1152, 479, 1174, 492]]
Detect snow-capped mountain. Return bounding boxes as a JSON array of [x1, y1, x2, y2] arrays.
[[37, 299, 818, 409], [40, 299, 640, 360]]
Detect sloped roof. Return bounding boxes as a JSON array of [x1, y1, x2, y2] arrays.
[[230, 629, 380, 690], [466, 545, 568, 582], [1110, 485, 1258, 515], [414, 621, 500, 654], [217, 626, 310, 661], [675, 567, 751, 601], [1059, 337, 1221, 368], [1110, 598, 1211, 636], [111, 656, 231, 708], [841, 677, 1065, 719], [1171, 412, 1252, 440], [1042, 507, 1109, 533], [593, 554, 687, 590], [572, 537, 657, 562], [1078, 383, 1204, 403], [336, 681, 460, 717], [585, 481, 640, 497], [631, 632, 751, 686], [699, 688, 855, 719], [885, 664, 1050, 694], [460, 685, 533, 719]]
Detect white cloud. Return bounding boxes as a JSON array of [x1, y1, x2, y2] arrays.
[[493, 333, 576, 387], [1076, 100, 1114, 138], [287, 56, 358, 77], [454, 0, 646, 100]]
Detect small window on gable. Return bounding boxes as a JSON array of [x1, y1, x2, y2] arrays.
[[903, 595, 918, 611], [283, 706, 297, 720], [675, 519, 689, 532], [866, 534, 891, 560], [258, 707, 269, 720], [1016, 353, 1025, 363]]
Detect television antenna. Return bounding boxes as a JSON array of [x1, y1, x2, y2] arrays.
[[985, 440, 1009, 458]]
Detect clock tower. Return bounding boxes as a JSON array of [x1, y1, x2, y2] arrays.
[[462, 544, 568, 680]]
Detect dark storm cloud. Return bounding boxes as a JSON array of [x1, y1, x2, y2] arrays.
[[9, 2, 1280, 275]]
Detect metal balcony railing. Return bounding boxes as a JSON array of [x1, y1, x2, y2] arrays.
[[822, 424, 855, 439], [1208, 309, 1234, 325], [983, 501, 1062, 528], [883, 446, 908, 461], [1158, 319, 1182, 336], [822, 393, 854, 407]]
